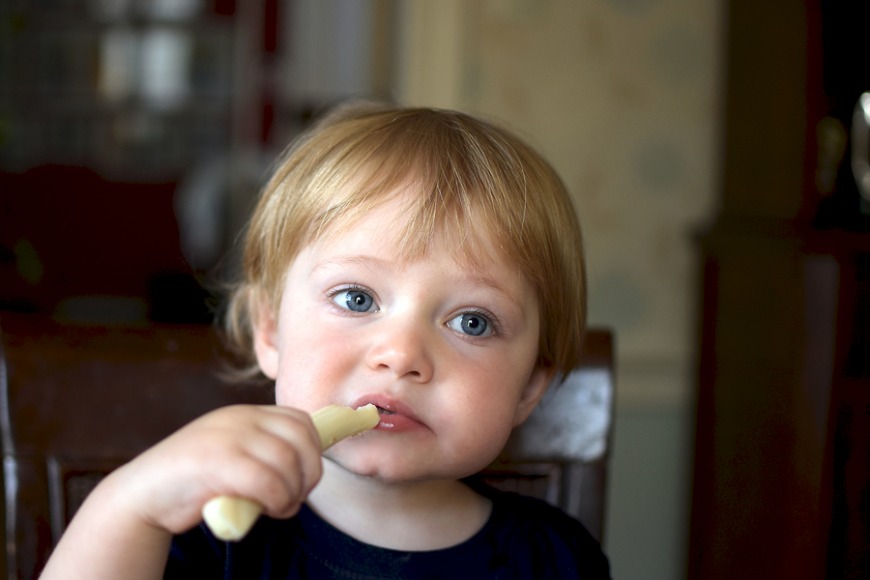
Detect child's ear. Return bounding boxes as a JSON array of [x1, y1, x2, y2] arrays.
[[252, 300, 280, 380], [512, 364, 556, 426]]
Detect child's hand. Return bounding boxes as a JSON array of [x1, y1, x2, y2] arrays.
[[106, 404, 324, 535]]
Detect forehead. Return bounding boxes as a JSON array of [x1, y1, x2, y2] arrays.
[[297, 196, 536, 312], [311, 184, 515, 272]]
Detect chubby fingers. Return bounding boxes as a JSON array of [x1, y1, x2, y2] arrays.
[[109, 404, 325, 536], [237, 406, 324, 517], [206, 405, 323, 519], [203, 404, 379, 541]]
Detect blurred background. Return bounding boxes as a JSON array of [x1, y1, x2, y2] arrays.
[[1, 1, 868, 578]]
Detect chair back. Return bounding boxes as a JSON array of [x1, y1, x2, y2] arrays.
[[0, 314, 272, 579], [0, 312, 614, 578]]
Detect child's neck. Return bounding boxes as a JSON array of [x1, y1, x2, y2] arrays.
[[306, 461, 491, 551]]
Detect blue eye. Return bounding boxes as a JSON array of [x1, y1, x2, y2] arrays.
[[447, 312, 492, 337], [333, 288, 376, 313]]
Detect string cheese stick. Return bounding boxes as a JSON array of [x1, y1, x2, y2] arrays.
[[202, 404, 380, 541], [310, 404, 381, 450]]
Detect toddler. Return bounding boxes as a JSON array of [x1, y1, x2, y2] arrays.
[[41, 103, 610, 578]]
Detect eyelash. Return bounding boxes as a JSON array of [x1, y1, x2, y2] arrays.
[[326, 284, 504, 338], [327, 284, 378, 313], [454, 308, 503, 339]]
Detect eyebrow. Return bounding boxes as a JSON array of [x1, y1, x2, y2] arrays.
[[312, 255, 392, 273]]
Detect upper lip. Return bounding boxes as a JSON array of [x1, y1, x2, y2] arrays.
[[352, 394, 421, 422]]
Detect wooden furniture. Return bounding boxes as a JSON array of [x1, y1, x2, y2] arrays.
[[688, 2, 870, 579], [0, 313, 614, 578], [0, 314, 273, 579]]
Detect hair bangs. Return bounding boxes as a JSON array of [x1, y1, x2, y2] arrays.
[[226, 103, 586, 380]]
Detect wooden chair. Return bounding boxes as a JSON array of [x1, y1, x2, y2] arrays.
[[0, 312, 614, 579]]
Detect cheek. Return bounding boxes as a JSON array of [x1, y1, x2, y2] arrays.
[[442, 378, 523, 453], [446, 412, 517, 476], [271, 325, 354, 410]]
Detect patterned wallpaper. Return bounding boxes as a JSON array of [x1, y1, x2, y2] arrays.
[[456, 0, 723, 395]]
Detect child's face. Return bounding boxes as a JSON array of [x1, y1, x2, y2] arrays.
[[252, 192, 553, 484]]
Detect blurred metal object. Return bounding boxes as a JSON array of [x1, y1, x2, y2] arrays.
[[850, 91, 870, 213]]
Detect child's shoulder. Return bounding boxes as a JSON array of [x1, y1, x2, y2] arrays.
[[480, 482, 595, 538], [474, 483, 611, 578]]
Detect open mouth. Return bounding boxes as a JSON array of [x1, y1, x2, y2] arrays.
[[358, 399, 426, 433]]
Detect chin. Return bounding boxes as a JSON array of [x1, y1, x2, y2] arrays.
[[335, 451, 490, 486], [334, 453, 425, 483]]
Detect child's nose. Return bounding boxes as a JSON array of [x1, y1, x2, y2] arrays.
[[364, 319, 434, 383]]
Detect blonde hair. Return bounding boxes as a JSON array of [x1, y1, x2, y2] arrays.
[[223, 102, 586, 379]]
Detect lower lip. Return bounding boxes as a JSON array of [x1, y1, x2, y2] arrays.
[[375, 412, 427, 433]]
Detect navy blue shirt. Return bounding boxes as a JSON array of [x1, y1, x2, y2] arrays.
[[165, 485, 611, 579]]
